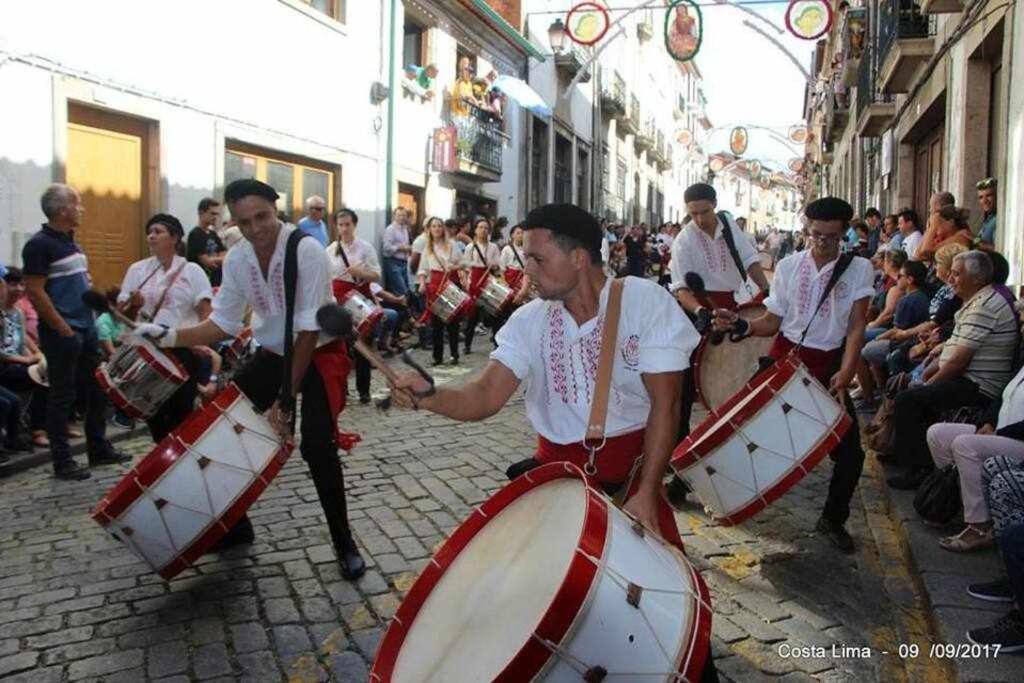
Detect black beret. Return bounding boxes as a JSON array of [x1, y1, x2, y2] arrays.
[[523, 203, 602, 254], [805, 197, 854, 223], [145, 213, 184, 240], [224, 178, 280, 205], [684, 183, 717, 203]]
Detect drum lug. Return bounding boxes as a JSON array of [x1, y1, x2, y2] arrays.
[[583, 665, 607, 682], [626, 582, 643, 608]]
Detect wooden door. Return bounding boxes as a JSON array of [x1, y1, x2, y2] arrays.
[[913, 145, 930, 220], [67, 104, 149, 291], [397, 183, 423, 234]]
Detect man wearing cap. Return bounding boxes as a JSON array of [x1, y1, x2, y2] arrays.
[[712, 197, 873, 553], [129, 179, 366, 580]]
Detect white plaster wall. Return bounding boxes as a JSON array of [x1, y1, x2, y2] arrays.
[[1004, 3, 1024, 285]]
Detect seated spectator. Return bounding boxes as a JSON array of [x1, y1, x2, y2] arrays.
[[917, 206, 975, 262], [95, 287, 134, 430], [1, 267, 48, 449], [897, 208, 924, 260], [865, 249, 908, 341], [857, 260, 931, 409], [965, 455, 1024, 650], [976, 177, 998, 250], [890, 251, 1020, 489], [370, 282, 406, 356]]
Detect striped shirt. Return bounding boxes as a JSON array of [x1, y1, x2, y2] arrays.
[[940, 285, 1019, 397], [21, 224, 95, 330]]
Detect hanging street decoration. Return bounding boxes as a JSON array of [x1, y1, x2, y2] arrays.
[[788, 125, 809, 144], [784, 0, 833, 41], [729, 126, 749, 156], [565, 2, 611, 46], [664, 0, 703, 63], [748, 160, 763, 177], [676, 129, 694, 146], [709, 157, 728, 173], [788, 157, 806, 173]]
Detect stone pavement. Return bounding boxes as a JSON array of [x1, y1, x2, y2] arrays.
[[0, 347, 998, 682]]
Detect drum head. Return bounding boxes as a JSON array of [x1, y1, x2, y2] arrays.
[[391, 478, 587, 682], [695, 304, 775, 410]]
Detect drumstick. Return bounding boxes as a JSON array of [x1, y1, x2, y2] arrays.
[[82, 290, 137, 329], [683, 272, 726, 344]]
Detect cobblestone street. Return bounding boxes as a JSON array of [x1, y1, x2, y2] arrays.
[[0, 349, 951, 682]]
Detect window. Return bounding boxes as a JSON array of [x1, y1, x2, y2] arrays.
[[298, 0, 345, 23], [531, 118, 549, 207], [616, 156, 627, 200], [577, 147, 590, 209], [404, 19, 427, 67], [554, 134, 573, 204], [225, 143, 338, 222]]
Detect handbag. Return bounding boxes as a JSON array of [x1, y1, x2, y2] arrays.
[[913, 464, 962, 524]]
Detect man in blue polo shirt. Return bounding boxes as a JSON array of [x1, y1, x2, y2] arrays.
[[22, 183, 129, 481]]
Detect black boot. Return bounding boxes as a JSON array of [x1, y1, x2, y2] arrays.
[[337, 538, 366, 580]]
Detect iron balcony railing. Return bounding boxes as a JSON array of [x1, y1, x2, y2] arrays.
[[878, 0, 933, 65], [856, 44, 893, 117], [447, 102, 509, 173]]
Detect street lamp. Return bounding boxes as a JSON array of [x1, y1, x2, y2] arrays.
[[548, 18, 567, 53]]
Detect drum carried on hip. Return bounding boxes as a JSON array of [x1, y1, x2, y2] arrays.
[[476, 277, 515, 316], [95, 339, 189, 419], [370, 462, 712, 682], [429, 281, 474, 324], [91, 384, 291, 580], [692, 303, 775, 411], [672, 356, 851, 526], [338, 289, 385, 337]]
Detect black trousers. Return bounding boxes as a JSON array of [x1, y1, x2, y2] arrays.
[[432, 318, 460, 364], [147, 348, 200, 443], [234, 349, 354, 551], [893, 376, 989, 469], [0, 364, 47, 431], [678, 368, 697, 442], [822, 391, 866, 526], [463, 306, 498, 351], [353, 350, 371, 398]]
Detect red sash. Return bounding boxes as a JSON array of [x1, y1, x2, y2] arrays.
[[767, 334, 843, 386], [467, 265, 489, 299], [705, 291, 739, 310], [504, 267, 524, 291], [536, 430, 684, 552], [309, 339, 361, 451]]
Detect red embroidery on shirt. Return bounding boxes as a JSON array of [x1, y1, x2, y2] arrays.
[[547, 307, 570, 404]]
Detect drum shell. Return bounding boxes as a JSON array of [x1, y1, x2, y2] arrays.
[[477, 277, 514, 316], [429, 281, 473, 324], [95, 340, 189, 419], [339, 290, 385, 337], [692, 303, 774, 411]]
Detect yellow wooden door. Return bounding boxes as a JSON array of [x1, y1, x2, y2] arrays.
[[67, 106, 146, 291]]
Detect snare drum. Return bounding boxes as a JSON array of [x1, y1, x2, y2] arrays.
[[692, 303, 775, 411], [476, 277, 515, 316], [371, 462, 712, 682], [95, 339, 189, 419], [429, 281, 473, 324], [338, 289, 385, 338], [92, 384, 291, 580], [672, 356, 851, 525]]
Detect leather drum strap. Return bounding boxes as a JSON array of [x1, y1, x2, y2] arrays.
[[583, 278, 625, 474]]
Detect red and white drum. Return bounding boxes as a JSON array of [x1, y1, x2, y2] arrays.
[[692, 303, 775, 411], [429, 281, 473, 324], [672, 356, 851, 525], [95, 339, 189, 420], [338, 289, 385, 337], [371, 462, 712, 682], [91, 384, 291, 580], [476, 276, 514, 316]]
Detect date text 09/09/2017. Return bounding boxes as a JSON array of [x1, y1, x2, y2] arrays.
[[777, 643, 1003, 659]]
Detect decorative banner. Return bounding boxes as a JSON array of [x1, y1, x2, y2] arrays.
[[788, 125, 809, 144], [708, 157, 727, 173], [664, 0, 703, 63], [676, 129, 694, 146], [432, 126, 458, 172], [729, 126, 749, 156], [565, 2, 610, 46], [749, 160, 763, 177], [785, 0, 833, 41], [788, 157, 805, 173]]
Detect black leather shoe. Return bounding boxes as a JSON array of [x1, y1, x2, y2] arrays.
[[54, 461, 92, 481], [88, 449, 132, 466], [338, 545, 366, 581], [359, 393, 371, 405], [665, 475, 692, 510], [887, 467, 931, 490], [816, 516, 855, 554]]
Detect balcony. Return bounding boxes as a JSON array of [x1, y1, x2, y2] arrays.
[[621, 95, 641, 135], [601, 73, 626, 117], [855, 50, 895, 138], [635, 120, 655, 154], [878, 0, 935, 93], [602, 191, 624, 221], [555, 44, 592, 83], [919, 0, 963, 13], [445, 103, 509, 181], [825, 90, 850, 143], [839, 8, 867, 88]]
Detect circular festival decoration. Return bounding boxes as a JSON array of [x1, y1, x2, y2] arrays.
[[788, 157, 805, 173], [784, 0, 834, 41], [565, 2, 611, 46], [676, 129, 694, 146], [664, 0, 703, 63], [708, 157, 728, 173], [729, 126, 749, 156], [788, 125, 809, 144], [748, 160, 763, 177]]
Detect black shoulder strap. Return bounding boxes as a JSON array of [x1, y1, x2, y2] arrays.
[[335, 240, 351, 268], [718, 212, 748, 282], [473, 241, 487, 265], [511, 245, 525, 269], [799, 252, 856, 344], [280, 229, 308, 414]]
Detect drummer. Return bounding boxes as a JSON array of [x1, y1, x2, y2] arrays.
[[130, 179, 366, 580], [326, 208, 381, 405], [460, 215, 502, 354], [713, 197, 873, 553], [499, 223, 531, 305], [417, 216, 464, 367]]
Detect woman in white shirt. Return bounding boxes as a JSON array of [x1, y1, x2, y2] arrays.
[[118, 214, 213, 442], [500, 224, 530, 304], [461, 216, 502, 354], [417, 216, 465, 366]]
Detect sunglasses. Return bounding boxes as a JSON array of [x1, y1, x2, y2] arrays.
[[976, 178, 997, 190]]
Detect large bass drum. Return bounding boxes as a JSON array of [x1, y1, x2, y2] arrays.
[[692, 303, 775, 411], [371, 462, 712, 682]]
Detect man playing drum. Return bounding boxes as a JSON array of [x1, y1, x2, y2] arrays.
[[712, 197, 873, 553], [130, 179, 366, 580]]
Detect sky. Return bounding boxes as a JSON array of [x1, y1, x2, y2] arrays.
[[690, 1, 817, 171]]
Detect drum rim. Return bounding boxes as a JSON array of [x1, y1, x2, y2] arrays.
[[136, 341, 189, 382], [371, 462, 609, 682], [356, 308, 386, 337], [94, 367, 146, 420], [691, 301, 767, 411], [672, 356, 852, 526], [91, 383, 292, 580]]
